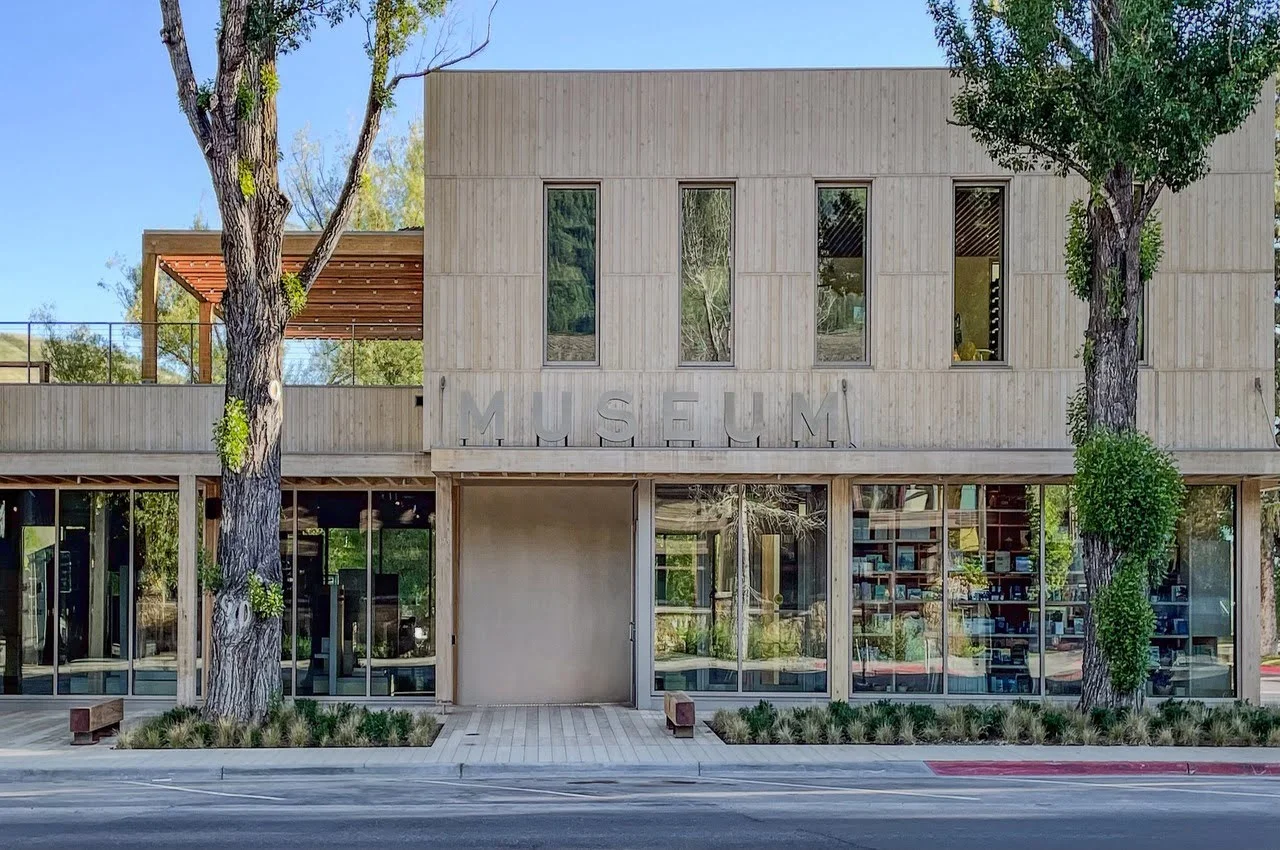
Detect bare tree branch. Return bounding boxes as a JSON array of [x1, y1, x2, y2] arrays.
[[298, 0, 498, 291], [214, 0, 252, 131], [158, 0, 212, 153]]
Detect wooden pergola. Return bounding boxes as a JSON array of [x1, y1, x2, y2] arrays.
[[139, 229, 424, 382]]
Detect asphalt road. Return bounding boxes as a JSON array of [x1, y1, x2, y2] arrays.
[[2, 772, 1279, 849]]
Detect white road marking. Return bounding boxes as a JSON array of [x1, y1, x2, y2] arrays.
[[411, 778, 600, 799], [0, 788, 90, 799], [121, 780, 286, 802], [681, 776, 981, 802], [980, 775, 1280, 801]]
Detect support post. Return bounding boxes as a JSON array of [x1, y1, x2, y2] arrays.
[[176, 474, 198, 705], [434, 474, 456, 708], [140, 252, 160, 384], [828, 477, 852, 702], [201, 482, 220, 700], [633, 479, 655, 709], [197, 301, 214, 383], [1239, 479, 1262, 705]]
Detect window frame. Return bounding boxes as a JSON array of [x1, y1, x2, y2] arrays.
[[814, 181, 873, 367], [542, 182, 601, 368], [950, 181, 1009, 367], [677, 181, 736, 368]]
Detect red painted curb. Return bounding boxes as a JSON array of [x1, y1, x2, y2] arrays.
[[926, 760, 1280, 777]]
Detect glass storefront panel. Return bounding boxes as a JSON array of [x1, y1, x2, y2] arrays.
[[370, 491, 435, 696], [0, 490, 56, 694], [653, 485, 740, 692], [57, 491, 130, 695], [132, 491, 178, 695], [946, 484, 1041, 696], [295, 491, 369, 696], [852, 484, 943, 695], [1148, 485, 1236, 699], [279, 491, 294, 696], [743, 485, 828, 693], [1041, 485, 1088, 696]]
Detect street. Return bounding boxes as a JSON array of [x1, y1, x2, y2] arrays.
[[2, 772, 1279, 849]]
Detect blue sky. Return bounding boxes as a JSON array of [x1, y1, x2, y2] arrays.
[[0, 1, 943, 322]]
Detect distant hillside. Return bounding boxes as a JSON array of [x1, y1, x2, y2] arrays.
[[0, 332, 44, 382]]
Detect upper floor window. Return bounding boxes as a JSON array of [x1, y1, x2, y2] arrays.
[[816, 184, 869, 364], [952, 185, 1005, 363], [680, 185, 734, 364], [545, 185, 598, 364]]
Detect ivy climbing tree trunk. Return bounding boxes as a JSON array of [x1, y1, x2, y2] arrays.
[[1079, 173, 1151, 710], [157, 0, 495, 721]]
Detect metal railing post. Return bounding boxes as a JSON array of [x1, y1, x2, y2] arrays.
[[108, 323, 114, 384], [351, 321, 357, 386], [25, 321, 32, 384]]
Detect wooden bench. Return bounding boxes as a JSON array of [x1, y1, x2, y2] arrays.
[[69, 698, 124, 745], [664, 690, 695, 738]]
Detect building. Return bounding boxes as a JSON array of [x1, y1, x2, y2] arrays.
[[0, 69, 1274, 711]]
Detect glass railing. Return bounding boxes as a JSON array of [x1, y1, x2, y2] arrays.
[[0, 321, 423, 387]]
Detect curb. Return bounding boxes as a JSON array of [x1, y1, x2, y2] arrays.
[[926, 760, 1280, 777]]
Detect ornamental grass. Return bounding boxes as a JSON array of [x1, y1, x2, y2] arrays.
[[116, 701, 441, 749], [709, 699, 1280, 747]]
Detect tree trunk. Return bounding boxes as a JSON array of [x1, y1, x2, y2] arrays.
[[1078, 178, 1146, 710], [1262, 492, 1279, 657], [204, 216, 288, 721]]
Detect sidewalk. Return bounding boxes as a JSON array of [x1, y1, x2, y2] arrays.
[[3, 705, 1279, 782]]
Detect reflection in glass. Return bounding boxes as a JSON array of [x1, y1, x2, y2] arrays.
[[279, 492, 294, 696], [816, 186, 868, 363], [946, 484, 1040, 695], [545, 186, 598, 363], [1040, 485, 1088, 696], [679, 186, 733, 363], [1148, 485, 1235, 699], [132, 491, 178, 695], [370, 491, 435, 696], [743, 485, 827, 693], [295, 492, 368, 696], [852, 485, 943, 694], [952, 186, 1004, 362], [653, 485, 739, 692], [0, 490, 56, 694], [58, 491, 130, 695]]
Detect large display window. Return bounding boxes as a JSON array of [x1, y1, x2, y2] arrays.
[[654, 484, 828, 695]]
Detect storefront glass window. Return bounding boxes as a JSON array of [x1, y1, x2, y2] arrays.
[[0, 490, 56, 694], [654, 485, 739, 692], [57, 491, 130, 695], [852, 484, 943, 694], [1041, 485, 1088, 696], [743, 485, 828, 693], [295, 491, 369, 696], [132, 491, 178, 695], [370, 491, 435, 696], [1148, 485, 1236, 699], [945, 484, 1041, 695]]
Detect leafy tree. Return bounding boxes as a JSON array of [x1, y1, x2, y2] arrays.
[[931, 0, 1280, 707], [680, 188, 733, 362], [157, 0, 494, 720], [545, 187, 597, 361], [283, 121, 426, 384]]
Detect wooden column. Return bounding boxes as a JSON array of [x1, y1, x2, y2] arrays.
[[828, 477, 852, 702], [140, 252, 160, 384], [197, 301, 214, 383], [1239, 478, 1262, 704], [633, 479, 655, 709], [434, 474, 456, 708], [176, 474, 198, 705]]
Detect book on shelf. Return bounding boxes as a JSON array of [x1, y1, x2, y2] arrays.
[[896, 548, 917, 571]]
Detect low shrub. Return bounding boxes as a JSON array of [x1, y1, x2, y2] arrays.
[[706, 699, 1280, 747], [116, 702, 442, 750]]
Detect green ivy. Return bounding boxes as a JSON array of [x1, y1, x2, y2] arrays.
[[194, 78, 214, 111], [1074, 429, 1185, 699], [235, 79, 257, 119], [238, 159, 256, 198], [212, 397, 250, 472], [1065, 382, 1087, 447], [248, 573, 285, 619], [1139, 216, 1164, 285], [282, 272, 307, 318], [1064, 200, 1090, 300], [260, 63, 280, 99]]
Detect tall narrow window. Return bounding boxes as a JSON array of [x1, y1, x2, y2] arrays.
[[816, 185, 869, 363], [680, 185, 733, 363], [952, 185, 1005, 363], [544, 186, 598, 363]]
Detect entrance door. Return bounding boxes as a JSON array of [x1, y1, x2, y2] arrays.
[[457, 484, 633, 705]]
